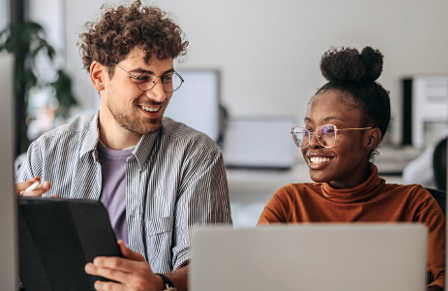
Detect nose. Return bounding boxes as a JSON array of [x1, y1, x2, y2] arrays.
[[145, 79, 167, 102], [308, 131, 322, 149]]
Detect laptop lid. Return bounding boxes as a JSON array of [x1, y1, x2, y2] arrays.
[[0, 52, 18, 290], [190, 224, 428, 291]]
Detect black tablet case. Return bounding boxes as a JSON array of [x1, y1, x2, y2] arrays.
[[18, 197, 122, 291]]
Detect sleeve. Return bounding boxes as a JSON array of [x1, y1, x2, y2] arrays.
[[257, 186, 291, 224], [15, 140, 44, 183], [171, 145, 232, 270], [413, 186, 446, 290]]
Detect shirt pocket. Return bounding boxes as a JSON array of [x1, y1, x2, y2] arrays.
[[146, 216, 174, 236], [145, 216, 174, 273]]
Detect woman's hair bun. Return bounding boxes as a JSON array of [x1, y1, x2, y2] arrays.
[[319, 46, 383, 83]]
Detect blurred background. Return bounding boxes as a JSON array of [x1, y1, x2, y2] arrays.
[[2, 0, 448, 226]]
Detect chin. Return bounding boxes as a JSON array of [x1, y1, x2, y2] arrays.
[[308, 169, 332, 183], [141, 120, 162, 135], [120, 117, 163, 135]]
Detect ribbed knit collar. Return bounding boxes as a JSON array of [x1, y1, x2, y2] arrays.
[[321, 163, 386, 203]]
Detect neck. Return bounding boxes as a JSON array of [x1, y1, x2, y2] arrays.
[[329, 162, 372, 189], [98, 110, 141, 150]]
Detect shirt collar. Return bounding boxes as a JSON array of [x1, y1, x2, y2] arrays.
[[132, 130, 159, 169], [79, 112, 101, 159], [79, 111, 160, 168], [321, 163, 386, 203]]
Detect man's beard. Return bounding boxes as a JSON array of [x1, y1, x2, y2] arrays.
[[107, 99, 164, 135]]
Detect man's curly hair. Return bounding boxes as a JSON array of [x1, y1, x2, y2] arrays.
[[78, 0, 189, 78]]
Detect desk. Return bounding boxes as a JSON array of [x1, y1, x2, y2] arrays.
[[227, 146, 421, 227]]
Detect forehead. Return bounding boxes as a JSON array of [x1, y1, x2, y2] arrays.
[[305, 90, 363, 125], [123, 46, 173, 70]]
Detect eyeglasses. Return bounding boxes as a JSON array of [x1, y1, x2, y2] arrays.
[[115, 63, 184, 93], [290, 124, 372, 149]]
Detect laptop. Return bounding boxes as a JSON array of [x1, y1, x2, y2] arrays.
[[190, 224, 428, 291], [18, 197, 122, 291]]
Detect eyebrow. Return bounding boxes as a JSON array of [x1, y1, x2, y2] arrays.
[[129, 67, 175, 76], [304, 116, 345, 123], [324, 116, 345, 122]]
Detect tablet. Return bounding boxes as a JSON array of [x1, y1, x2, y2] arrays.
[[18, 197, 122, 291]]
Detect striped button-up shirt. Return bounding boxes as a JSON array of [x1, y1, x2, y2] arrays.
[[16, 113, 232, 273]]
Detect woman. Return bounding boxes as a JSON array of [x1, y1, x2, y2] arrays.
[[258, 46, 445, 291]]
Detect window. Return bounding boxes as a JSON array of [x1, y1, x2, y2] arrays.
[[0, 0, 9, 29]]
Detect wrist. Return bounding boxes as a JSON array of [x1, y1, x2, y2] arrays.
[[155, 273, 176, 291], [154, 273, 165, 291]]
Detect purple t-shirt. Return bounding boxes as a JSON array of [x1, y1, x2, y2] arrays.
[[97, 142, 134, 246]]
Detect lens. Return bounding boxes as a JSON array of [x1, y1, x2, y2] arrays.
[[162, 73, 183, 92], [292, 132, 303, 147], [318, 125, 336, 148], [291, 127, 310, 149], [301, 130, 311, 149], [136, 73, 156, 91]]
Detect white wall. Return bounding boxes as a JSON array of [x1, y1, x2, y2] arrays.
[[63, 0, 448, 144], [29, 0, 65, 53]]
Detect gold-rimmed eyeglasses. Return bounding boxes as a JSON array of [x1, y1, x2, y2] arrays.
[[291, 124, 372, 149], [115, 63, 184, 93]]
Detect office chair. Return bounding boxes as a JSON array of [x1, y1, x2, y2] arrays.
[[424, 188, 446, 217], [432, 137, 447, 191], [424, 187, 445, 285], [426, 138, 446, 286]]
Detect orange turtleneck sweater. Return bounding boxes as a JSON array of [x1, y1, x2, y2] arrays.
[[258, 164, 446, 290]]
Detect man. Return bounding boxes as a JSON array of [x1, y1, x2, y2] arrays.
[[16, 1, 232, 290]]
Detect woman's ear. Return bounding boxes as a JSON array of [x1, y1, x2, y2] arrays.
[[90, 61, 106, 91], [365, 127, 382, 151]]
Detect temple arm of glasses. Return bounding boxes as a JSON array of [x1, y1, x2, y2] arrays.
[[290, 127, 372, 134], [340, 127, 372, 131]]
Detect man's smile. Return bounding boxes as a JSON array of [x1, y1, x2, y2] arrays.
[[140, 105, 161, 113]]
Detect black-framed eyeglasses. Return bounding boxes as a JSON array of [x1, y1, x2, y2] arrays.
[[291, 124, 372, 149], [115, 63, 184, 93]]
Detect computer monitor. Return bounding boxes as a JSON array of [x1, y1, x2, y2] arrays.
[[164, 69, 221, 143], [0, 52, 18, 289], [402, 76, 448, 148]]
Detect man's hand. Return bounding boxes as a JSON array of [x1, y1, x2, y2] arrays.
[[16, 177, 55, 197], [85, 240, 165, 291]]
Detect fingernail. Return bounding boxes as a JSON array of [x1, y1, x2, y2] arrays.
[[85, 264, 92, 272], [42, 182, 50, 190]]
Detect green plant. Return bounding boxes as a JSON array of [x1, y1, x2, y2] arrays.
[[0, 21, 78, 154]]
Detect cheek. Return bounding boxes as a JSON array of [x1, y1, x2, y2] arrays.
[[166, 94, 173, 103], [334, 136, 364, 160]]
